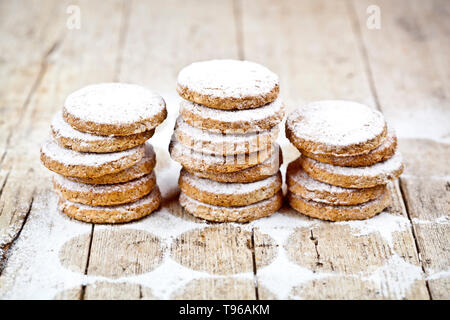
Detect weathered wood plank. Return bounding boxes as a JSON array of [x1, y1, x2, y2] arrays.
[[1, 0, 446, 300], [0, 0, 126, 298], [0, 188, 92, 299], [170, 225, 254, 275], [118, 0, 240, 92], [172, 278, 257, 300], [0, 0, 62, 258], [80, 0, 251, 300], [240, 0, 429, 299], [398, 136, 449, 299], [400, 178, 449, 299], [0, 0, 61, 157], [352, 0, 450, 299], [352, 0, 449, 143], [239, 0, 374, 111], [55, 281, 157, 300]]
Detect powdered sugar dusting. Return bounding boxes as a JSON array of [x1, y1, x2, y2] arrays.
[[52, 111, 113, 142], [41, 138, 143, 166], [0, 190, 92, 299], [307, 150, 403, 178], [180, 191, 280, 213], [175, 117, 279, 144], [256, 248, 332, 299], [288, 100, 386, 146], [412, 216, 450, 225], [1, 93, 434, 300], [59, 187, 160, 212], [250, 211, 317, 245], [288, 158, 357, 193], [181, 170, 280, 195], [0, 189, 429, 300], [170, 139, 276, 167], [289, 189, 389, 211], [53, 171, 155, 193], [426, 268, 450, 281], [177, 60, 279, 99], [64, 83, 166, 125], [180, 97, 284, 132], [249, 210, 420, 299]]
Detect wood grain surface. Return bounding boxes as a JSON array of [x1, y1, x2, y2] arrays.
[[0, 0, 448, 300]]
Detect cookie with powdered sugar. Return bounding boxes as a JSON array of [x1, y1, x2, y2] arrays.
[[177, 59, 279, 110], [59, 186, 161, 224], [179, 97, 285, 134], [287, 158, 386, 205], [67, 143, 156, 185], [53, 171, 156, 206], [179, 169, 282, 207], [186, 144, 282, 183], [51, 111, 154, 153], [286, 100, 387, 156], [287, 189, 391, 222], [169, 138, 276, 173], [63, 83, 167, 136], [174, 117, 279, 156], [300, 127, 398, 167], [179, 190, 282, 223], [299, 151, 404, 189], [40, 138, 145, 178]]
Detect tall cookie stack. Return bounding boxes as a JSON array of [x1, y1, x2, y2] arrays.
[[285, 100, 404, 221], [40, 83, 167, 223], [170, 60, 285, 222]]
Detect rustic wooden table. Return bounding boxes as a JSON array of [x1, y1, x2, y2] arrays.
[[0, 0, 448, 300]]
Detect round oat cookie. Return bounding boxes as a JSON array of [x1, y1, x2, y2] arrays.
[[169, 138, 276, 173], [51, 111, 154, 153], [179, 169, 282, 207], [59, 186, 161, 224], [179, 97, 285, 134], [177, 59, 279, 110], [174, 117, 279, 156], [287, 188, 391, 221], [67, 143, 156, 185], [286, 100, 387, 156], [287, 158, 386, 205], [40, 138, 144, 178], [53, 171, 157, 206], [300, 151, 404, 189], [179, 190, 283, 223], [300, 127, 397, 167], [186, 144, 282, 183], [63, 83, 167, 136]]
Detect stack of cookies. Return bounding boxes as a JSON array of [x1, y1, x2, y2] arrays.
[[170, 59, 285, 222], [40, 83, 167, 223], [285, 100, 404, 221]]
